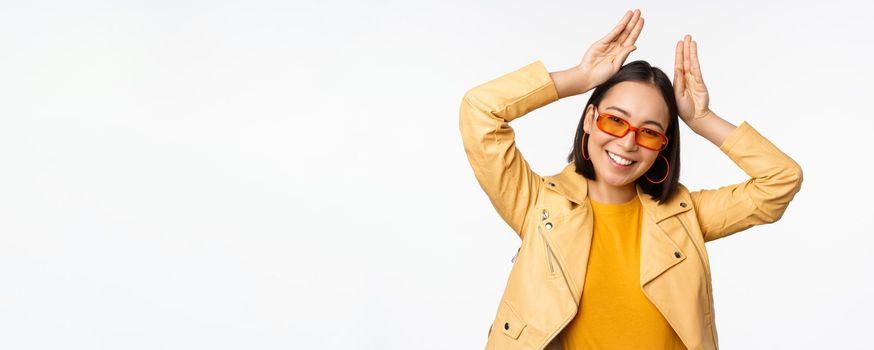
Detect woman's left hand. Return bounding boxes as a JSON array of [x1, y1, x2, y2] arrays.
[[674, 34, 713, 126]]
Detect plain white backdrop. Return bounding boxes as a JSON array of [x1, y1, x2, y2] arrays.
[[0, 0, 872, 349]]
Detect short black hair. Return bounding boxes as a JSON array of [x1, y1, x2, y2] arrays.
[[566, 60, 681, 204]]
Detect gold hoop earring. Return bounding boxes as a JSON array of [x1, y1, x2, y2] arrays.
[[644, 154, 670, 184]]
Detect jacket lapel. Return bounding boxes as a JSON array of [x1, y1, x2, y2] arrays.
[[544, 163, 694, 290]]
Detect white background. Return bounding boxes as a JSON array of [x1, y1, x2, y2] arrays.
[[1, 0, 872, 349]]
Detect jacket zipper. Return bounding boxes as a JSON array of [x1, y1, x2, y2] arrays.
[[536, 224, 575, 349], [537, 226, 555, 274]]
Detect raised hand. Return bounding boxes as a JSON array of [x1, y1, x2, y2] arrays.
[[575, 9, 644, 92], [674, 34, 712, 125]]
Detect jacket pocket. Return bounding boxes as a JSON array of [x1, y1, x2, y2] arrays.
[[496, 300, 527, 340]]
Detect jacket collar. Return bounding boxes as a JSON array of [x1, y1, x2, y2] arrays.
[[544, 163, 692, 223]]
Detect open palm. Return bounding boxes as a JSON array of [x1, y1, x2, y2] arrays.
[[674, 34, 712, 124], [576, 9, 644, 91]]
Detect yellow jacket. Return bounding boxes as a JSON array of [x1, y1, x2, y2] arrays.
[[459, 60, 803, 350]]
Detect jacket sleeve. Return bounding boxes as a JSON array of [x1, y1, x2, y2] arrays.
[[459, 60, 559, 240], [690, 121, 804, 242]]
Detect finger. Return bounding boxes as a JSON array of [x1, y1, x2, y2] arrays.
[[683, 34, 691, 75], [674, 40, 685, 94], [615, 45, 637, 68], [622, 16, 644, 47], [599, 10, 632, 43], [690, 40, 704, 82], [616, 9, 640, 44]]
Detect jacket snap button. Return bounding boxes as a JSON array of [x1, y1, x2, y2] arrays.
[[541, 209, 549, 220], [680, 202, 687, 208], [504, 322, 510, 330], [674, 251, 681, 258], [549, 182, 555, 187], [545, 222, 553, 230]]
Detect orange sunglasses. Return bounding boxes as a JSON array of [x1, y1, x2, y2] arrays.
[[595, 113, 669, 151]]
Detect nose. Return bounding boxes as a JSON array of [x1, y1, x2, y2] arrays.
[[618, 129, 639, 151]]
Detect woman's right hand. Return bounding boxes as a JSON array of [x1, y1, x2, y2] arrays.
[[550, 10, 644, 98], [577, 10, 644, 92]]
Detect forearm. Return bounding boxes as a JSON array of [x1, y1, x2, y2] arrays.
[[687, 110, 737, 148], [549, 67, 591, 99], [692, 120, 803, 242]]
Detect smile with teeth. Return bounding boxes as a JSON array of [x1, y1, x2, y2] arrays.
[[606, 151, 636, 166]]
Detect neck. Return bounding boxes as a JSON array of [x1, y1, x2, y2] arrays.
[[586, 178, 637, 204]]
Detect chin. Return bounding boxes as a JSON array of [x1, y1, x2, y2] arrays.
[[600, 172, 638, 187]]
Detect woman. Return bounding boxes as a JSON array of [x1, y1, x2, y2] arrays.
[[459, 9, 803, 350]]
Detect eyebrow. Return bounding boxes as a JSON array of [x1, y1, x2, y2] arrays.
[[605, 106, 665, 131]]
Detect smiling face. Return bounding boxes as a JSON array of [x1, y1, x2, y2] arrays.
[[582, 81, 671, 189]]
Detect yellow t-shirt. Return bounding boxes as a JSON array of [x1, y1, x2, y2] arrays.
[[559, 194, 686, 350]]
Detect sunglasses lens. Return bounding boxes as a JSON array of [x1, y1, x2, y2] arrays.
[[638, 128, 667, 150], [598, 115, 629, 136]]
